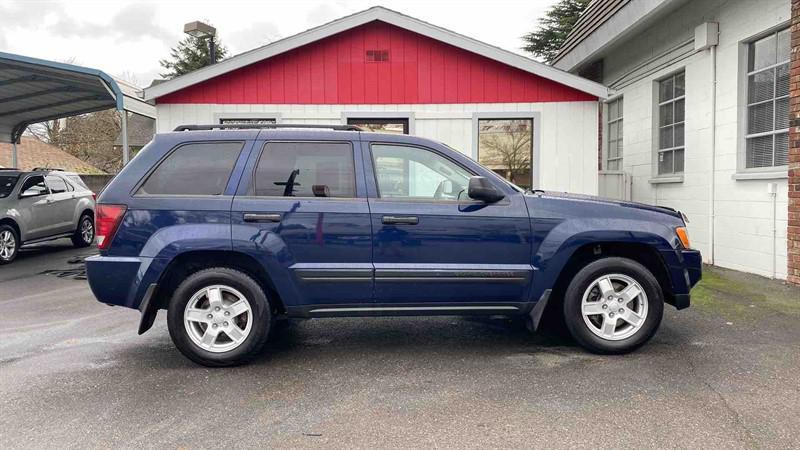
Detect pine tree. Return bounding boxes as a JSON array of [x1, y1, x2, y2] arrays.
[[159, 34, 228, 79], [522, 0, 591, 63]]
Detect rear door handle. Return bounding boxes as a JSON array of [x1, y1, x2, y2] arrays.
[[382, 215, 419, 225], [243, 213, 282, 223]]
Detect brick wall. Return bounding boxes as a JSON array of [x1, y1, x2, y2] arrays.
[[789, 0, 800, 284]]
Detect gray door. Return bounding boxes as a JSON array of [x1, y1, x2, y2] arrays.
[[44, 175, 77, 234], [17, 175, 52, 241]]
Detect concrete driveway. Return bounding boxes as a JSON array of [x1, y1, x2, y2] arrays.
[[1, 241, 799, 448]]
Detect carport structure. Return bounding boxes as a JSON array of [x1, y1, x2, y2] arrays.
[[0, 51, 155, 167]]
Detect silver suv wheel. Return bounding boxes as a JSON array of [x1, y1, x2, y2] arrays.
[[80, 217, 94, 244], [580, 273, 649, 341], [0, 230, 16, 261], [183, 284, 253, 353]]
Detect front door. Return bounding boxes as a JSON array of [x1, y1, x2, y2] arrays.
[[231, 138, 373, 309], [44, 175, 78, 234], [16, 175, 52, 240], [364, 142, 533, 308]]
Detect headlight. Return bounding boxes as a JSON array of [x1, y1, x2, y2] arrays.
[[676, 226, 691, 249]]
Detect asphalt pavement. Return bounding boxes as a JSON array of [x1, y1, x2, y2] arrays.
[[1, 240, 799, 448]]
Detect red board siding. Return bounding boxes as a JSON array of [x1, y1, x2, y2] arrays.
[[159, 21, 595, 104]]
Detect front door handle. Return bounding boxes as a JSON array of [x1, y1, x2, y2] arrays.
[[382, 215, 419, 225], [243, 213, 282, 223]]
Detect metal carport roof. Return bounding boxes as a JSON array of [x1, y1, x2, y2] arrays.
[[0, 51, 155, 167]]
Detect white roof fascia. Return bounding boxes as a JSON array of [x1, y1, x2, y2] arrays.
[[553, 0, 676, 72], [145, 6, 609, 101]]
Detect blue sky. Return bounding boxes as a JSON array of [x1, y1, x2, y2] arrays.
[[0, 0, 558, 86]]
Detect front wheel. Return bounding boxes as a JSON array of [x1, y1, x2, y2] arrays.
[[0, 225, 19, 265], [167, 267, 272, 367], [563, 257, 664, 354]]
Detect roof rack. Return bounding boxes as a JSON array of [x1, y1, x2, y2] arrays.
[[173, 123, 363, 132], [0, 167, 21, 171]]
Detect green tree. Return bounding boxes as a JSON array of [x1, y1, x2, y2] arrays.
[[159, 34, 228, 79], [522, 0, 591, 63]]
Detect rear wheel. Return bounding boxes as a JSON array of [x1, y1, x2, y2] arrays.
[[563, 257, 663, 354], [167, 267, 272, 367], [71, 213, 94, 248], [0, 225, 19, 265]]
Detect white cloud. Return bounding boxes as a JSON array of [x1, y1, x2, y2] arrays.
[[224, 21, 281, 55]]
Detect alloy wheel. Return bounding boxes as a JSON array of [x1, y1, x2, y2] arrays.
[[183, 285, 253, 353], [581, 273, 648, 341], [0, 230, 16, 261], [81, 217, 94, 244]]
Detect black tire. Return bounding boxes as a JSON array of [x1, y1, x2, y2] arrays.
[[71, 213, 94, 248], [167, 267, 272, 367], [563, 257, 664, 354], [0, 224, 20, 265]]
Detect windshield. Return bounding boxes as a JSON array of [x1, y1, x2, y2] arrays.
[[0, 175, 19, 198]]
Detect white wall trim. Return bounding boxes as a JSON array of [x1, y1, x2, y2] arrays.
[[471, 112, 542, 190]]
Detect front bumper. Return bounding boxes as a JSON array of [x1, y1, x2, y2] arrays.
[[660, 248, 702, 310]]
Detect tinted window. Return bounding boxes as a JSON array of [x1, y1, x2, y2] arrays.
[[253, 142, 355, 198], [19, 176, 48, 197], [45, 175, 69, 193], [67, 175, 89, 191], [371, 144, 472, 200], [0, 175, 18, 198], [138, 142, 243, 196]]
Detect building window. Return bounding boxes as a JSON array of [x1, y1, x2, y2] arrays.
[[477, 118, 533, 189], [606, 98, 623, 170], [657, 72, 685, 175], [346, 117, 408, 134], [745, 28, 789, 168], [219, 118, 276, 127]]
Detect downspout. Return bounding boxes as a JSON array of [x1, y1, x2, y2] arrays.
[[11, 140, 17, 168], [708, 40, 718, 265]]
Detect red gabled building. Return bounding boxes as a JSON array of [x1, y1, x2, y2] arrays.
[[145, 6, 608, 193]]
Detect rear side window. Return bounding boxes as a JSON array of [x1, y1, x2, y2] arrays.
[[138, 142, 243, 196], [67, 175, 89, 191], [253, 142, 355, 198], [0, 175, 18, 198], [45, 175, 70, 193]]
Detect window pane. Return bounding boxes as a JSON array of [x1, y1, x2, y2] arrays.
[[45, 175, 68, 194], [658, 150, 674, 174], [608, 100, 619, 120], [748, 102, 774, 134], [608, 139, 618, 159], [254, 142, 355, 198], [675, 72, 685, 97], [748, 70, 775, 104], [659, 126, 674, 149], [746, 135, 774, 168], [659, 103, 674, 126], [618, 99, 623, 117], [777, 29, 790, 63], [478, 119, 533, 189], [659, 77, 674, 102], [775, 132, 788, 166], [673, 149, 685, 173], [20, 176, 47, 196], [674, 98, 685, 123], [372, 144, 472, 200], [607, 159, 620, 170], [219, 118, 276, 126], [776, 97, 789, 129], [776, 63, 789, 97], [674, 123, 685, 147], [139, 142, 243, 195], [347, 118, 408, 134], [0, 175, 18, 198], [750, 33, 777, 71], [609, 121, 618, 142]]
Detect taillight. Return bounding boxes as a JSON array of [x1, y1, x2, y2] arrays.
[[95, 204, 127, 250], [91, 192, 97, 201]]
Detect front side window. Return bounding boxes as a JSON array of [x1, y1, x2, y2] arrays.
[[657, 72, 685, 175], [253, 142, 355, 198], [606, 98, 623, 170], [19, 176, 48, 197], [372, 144, 472, 201], [45, 175, 69, 194], [138, 142, 243, 196], [0, 175, 19, 198], [477, 118, 533, 189], [746, 28, 789, 168]]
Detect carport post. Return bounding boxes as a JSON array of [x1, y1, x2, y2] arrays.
[[11, 141, 17, 168], [120, 109, 129, 165]]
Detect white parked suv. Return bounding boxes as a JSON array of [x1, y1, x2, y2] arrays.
[[0, 168, 96, 264]]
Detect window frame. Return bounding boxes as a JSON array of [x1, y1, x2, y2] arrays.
[[368, 142, 487, 204], [132, 141, 245, 198], [654, 71, 686, 177], [248, 140, 359, 200], [741, 26, 790, 172], [605, 96, 624, 171], [18, 175, 49, 198]]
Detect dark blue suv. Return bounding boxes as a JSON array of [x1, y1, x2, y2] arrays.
[[86, 124, 701, 366]]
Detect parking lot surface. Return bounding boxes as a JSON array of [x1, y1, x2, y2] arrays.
[[1, 241, 799, 448]]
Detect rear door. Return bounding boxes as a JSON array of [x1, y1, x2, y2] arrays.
[[231, 133, 373, 311]]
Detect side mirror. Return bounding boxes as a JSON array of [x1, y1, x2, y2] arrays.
[[467, 176, 505, 203]]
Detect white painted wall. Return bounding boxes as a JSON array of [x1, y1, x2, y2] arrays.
[[155, 101, 600, 195], [598, 0, 790, 278]]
